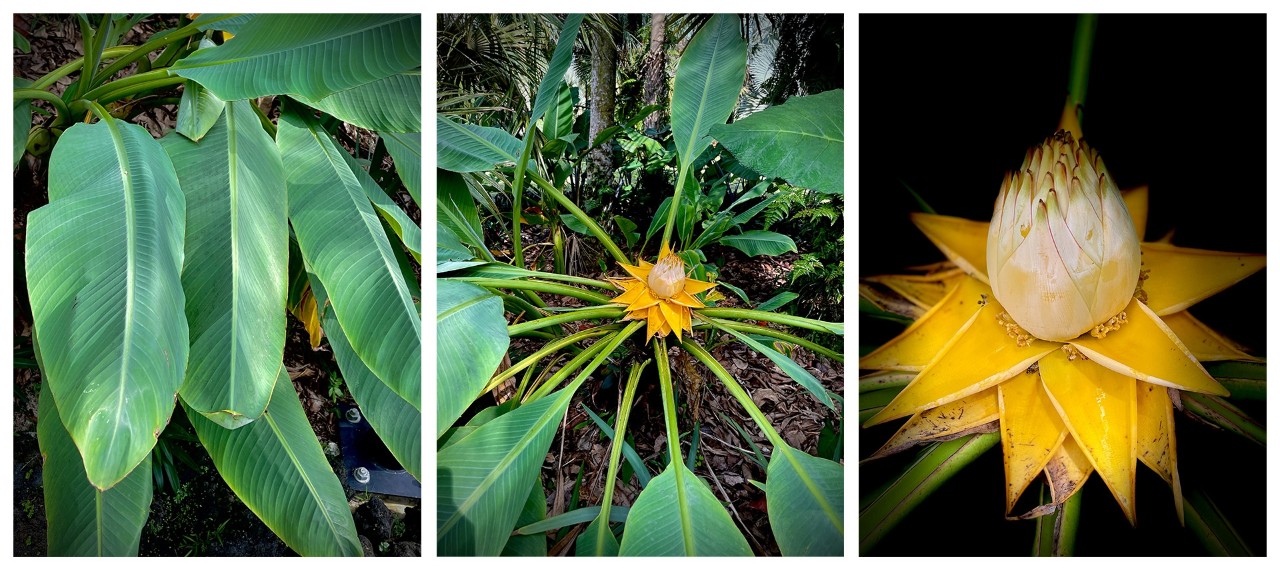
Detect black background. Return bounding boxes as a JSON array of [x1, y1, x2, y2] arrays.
[[858, 14, 1266, 556]]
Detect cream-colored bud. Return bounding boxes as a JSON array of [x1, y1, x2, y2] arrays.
[[647, 254, 687, 299], [986, 131, 1140, 341]]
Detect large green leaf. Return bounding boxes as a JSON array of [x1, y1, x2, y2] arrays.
[[718, 230, 797, 256], [381, 131, 421, 205], [188, 369, 362, 556], [278, 105, 420, 409], [670, 14, 747, 165], [708, 90, 844, 194], [617, 460, 752, 556], [436, 114, 524, 172], [174, 40, 225, 142], [39, 380, 152, 556], [14, 77, 31, 169], [171, 14, 420, 101], [338, 144, 421, 262], [501, 477, 549, 556], [766, 444, 844, 556], [529, 14, 583, 125], [437, 279, 508, 437], [309, 272, 420, 480], [438, 386, 575, 556], [437, 169, 488, 254], [295, 72, 421, 133], [541, 81, 576, 143], [161, 100, 288, 429], [26, 116, 187, 489]]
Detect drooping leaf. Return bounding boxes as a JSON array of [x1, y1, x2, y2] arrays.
[[278, 105, 421, 409], [14, 77, 31, 169], [171, 14, 420, 101], [617, 460, 752, 556], [438, 222, 477, 268], [436, 279, 508, 436], [39, 381, 152, 556], [767, 444, 845, 556], [438, 386, 576, 556], [161, 99, 287, 429], [381, 132, 421, 205], [294, 72, 421, 133], [671, 14, 747, 166], [309, 272, 420, 479], [438, 169, 489, 255], [436, 114, 527, 172], [187, 369, 362, 556], [708, 90, 844, 194], [173, 40, 226, 142], [337, 144, 421, 262], [718, 230, 797, 257], [26, 116, 187, 489]]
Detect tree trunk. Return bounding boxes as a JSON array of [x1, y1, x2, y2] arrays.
[[586, 26, 617, 190], [642, 14, 668, 131]]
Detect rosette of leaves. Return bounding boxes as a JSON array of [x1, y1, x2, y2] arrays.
[[437, 14, 845, 556], [17, 14, 422, 556]]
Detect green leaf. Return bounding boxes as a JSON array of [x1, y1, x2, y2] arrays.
[[541, 81, 576, 143], [381, 132, 421, 205], [530, 15, 584, 125], [295, 72, 421, 133], [766, 445, 844, 556], [501, 476, 549, 556], [716, 280, 751, 307], [515, 506, 630, 535], [756, 291, 798, 312], [338, 145, 421, 262], [310, 272, 420, 479], [576, 515, 620, 556], [173, 40, 225, 142], [718, 230, 797, 256], [617, 460, 752, 556], [278, 105, 420, 410], [14, 77, 31, 170], [708, 90, 843, 194], [437, 114, 526, 172], [39, 381, 152, 556], [859, 432, 1000, 554], [614, 216, 639, 248], [188, 369, 362, 556], [670, 14, 747, 166], [560, 213, 590, 235], [437, 222, 475, 264], [171, 14, 420, 100], [438, 386, 576, 556], [1185, 487, 1253, 556], [436, 279, 508, 437], [437, 169, 490, 256], [161, 100, 287, 429], [26, 115, 187, 489]]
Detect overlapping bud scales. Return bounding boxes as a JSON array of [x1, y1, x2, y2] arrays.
[[987, 131, 1140, 341]]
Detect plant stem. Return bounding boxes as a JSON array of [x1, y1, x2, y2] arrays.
[[654, 338, 684, 465], [681, 339, 787, 449], [32, 46, 136, 90], [80, 68, 176, 102], [698, 307, 843, 335], [93, 15, 234, 87], [508, 307, 625, 337], [692, 319, 843, 361], [511, 131, 537, 268], [487, 326, 617, 393], [465, 278, 612, 305], [527, 321, 643, 403], [529, 172, 630, 265], [14, 89, 72, 126], [660, 163, 692, 249], [1068, 14, 1098, 124], [588, 359, 648, 554]]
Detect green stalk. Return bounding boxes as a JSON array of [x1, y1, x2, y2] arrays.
[[486, 326, 617, 393], [858, 432, 1000, 554], [1068, 14, 1098, 124], [32, 46, 136, 90], [527, 322, 643, 403], [464, 266, 616, 291], [529, 172, 630, 265], [464, 278, 612, 305], [692, 319, 842, 362], [85, 101, 113, 124], [510, 131, 537, 268], [1181, 393, 1266, 446], [588, 359, 648, 554], [92, 15, 235, 87], [681, 339, 787, 449], [654, 339, 684, 464], [508, 307, 625, 337], [1032, 483, 1081, 556], [14, 89, 72, 126], [74, 15, 106, 99], [660, 163, 692, 250], [698, 307, 842, 335], [1185, 487, 1253, 556], [553, 224, 566, 275], [80, 68, 175, 102], [93, 77, 186, 106], [512, 360, 542, 407]]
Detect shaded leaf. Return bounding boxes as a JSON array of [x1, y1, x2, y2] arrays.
[[709, 90, 843, 194], [436, 279, 508, 436]]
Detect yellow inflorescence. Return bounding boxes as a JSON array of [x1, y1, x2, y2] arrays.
[[609, 244, 716, 342]]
